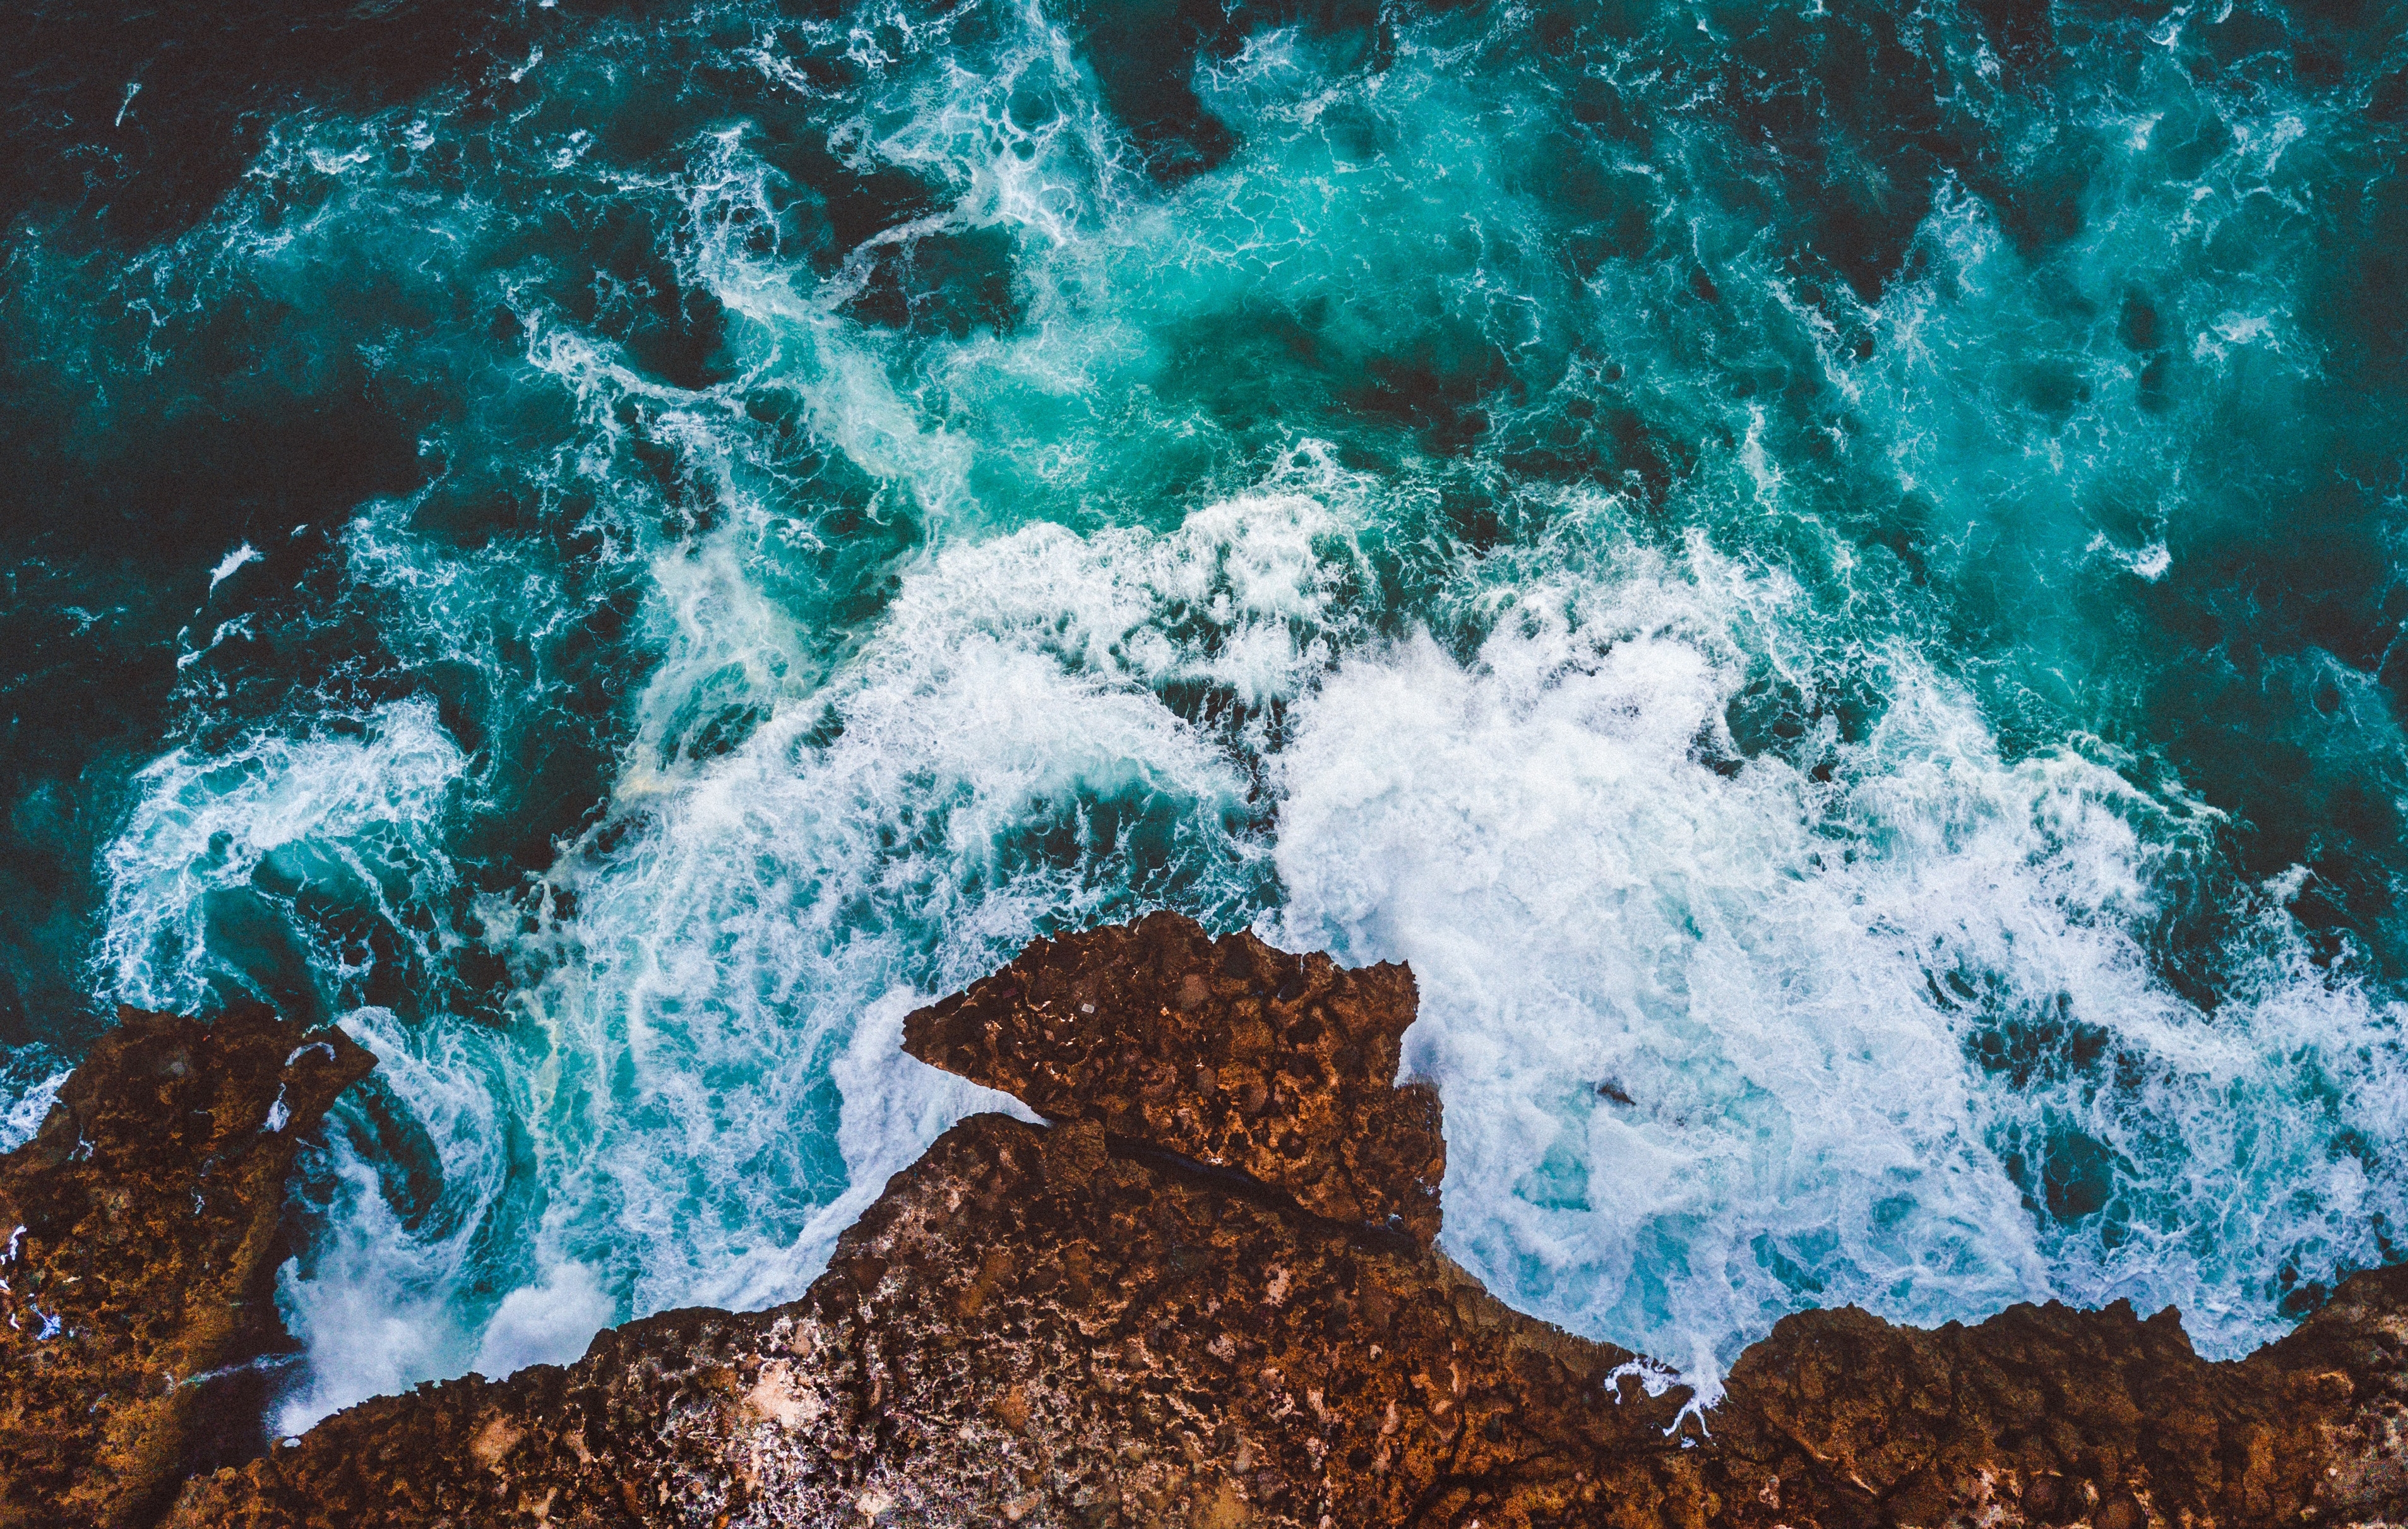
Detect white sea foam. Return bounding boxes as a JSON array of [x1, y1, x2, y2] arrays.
[[208, 541, 261, 593], [0, 1066, 69, 1153], [468, 1261, 614, 1378], [1273, 528, 2408, 1394], [265, 480, 1363, 1424], [517, 488, 1345, 1306], [76, 0, 2408, 1437], [272, 1004, 519, 1430], [98, 698, 467, 1013]]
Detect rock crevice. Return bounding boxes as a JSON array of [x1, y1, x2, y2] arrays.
[[6, 916, 2408, 1527], [903, 914, 1444, 1247]]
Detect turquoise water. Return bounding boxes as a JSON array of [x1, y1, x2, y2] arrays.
[[6, 0, 2408, 1420]]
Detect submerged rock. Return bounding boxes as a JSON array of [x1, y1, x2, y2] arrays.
[[0, 1005, 373, 1529], [20, 917, 2408, 1525]]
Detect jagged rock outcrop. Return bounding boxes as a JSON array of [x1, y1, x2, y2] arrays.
[[0, 1004, 373, 1529], [15, 917, 2408, 1526], [170, 1110, 1694, 1528], [903, 913, 1444, 1245], [164, 1122, 2408, 1528]]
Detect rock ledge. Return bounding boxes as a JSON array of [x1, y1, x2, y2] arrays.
[[9, 917, 2408, 1528]]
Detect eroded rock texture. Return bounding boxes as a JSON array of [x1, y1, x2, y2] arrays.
[[1710, 1270, 2408, 1528], [904, 911, 1443, 1246], [26, 917, 2408, 1527], [171, 1110, 1700, 1528], [0, 1005, 373, 1529], [167, 1109, 2408, 1529]]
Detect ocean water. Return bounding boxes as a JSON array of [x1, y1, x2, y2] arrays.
[[6, 0, 2408, 1424]]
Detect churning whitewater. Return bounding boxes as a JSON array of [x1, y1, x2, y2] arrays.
[[6, 0, 2408, 1430]]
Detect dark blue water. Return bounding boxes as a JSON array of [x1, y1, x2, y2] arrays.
[[6, 0, 2408, 1422]]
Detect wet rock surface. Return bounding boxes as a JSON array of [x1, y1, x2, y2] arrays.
[[170, 1110, 1690, 1528], [0, 1004, 373, 1529], [903, 912, 1444, 1246], [165, 1115, 2408, 1529], [18, 917, 2408, 1526]]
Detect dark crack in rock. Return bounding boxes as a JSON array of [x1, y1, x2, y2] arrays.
[[905, 911, 1443, 1246], [0, 1005, 373, 1529], [170, 1110, 1695, 1528], [22, 921, 2408, 1526], [165, 1105, 2408, 1528]]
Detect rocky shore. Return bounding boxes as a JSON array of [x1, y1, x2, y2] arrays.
[[8, 915, 2408, 1526], [0, 1005, 373, 1529]]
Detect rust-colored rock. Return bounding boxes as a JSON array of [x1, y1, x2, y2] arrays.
[[164, 1107, 2408, 1529], [23, 920, 2408, 1526], [0, 1004, 373, 1529], [170, 1111, 1693, 1528], [903, 911, 1443, 1246], [1706, 1272, 2408, 1528]]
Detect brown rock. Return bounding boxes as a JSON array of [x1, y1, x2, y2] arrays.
[[903, 911, 1443, 1246], [166, 1109, 1691, 1528], [23, 919, 2408, 1526], [0, 1004, 373, 1529], [160, 1107, 2408, 1529]]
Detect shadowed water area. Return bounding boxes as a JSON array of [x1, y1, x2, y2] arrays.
[[4, 0, 2408, 1427]]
